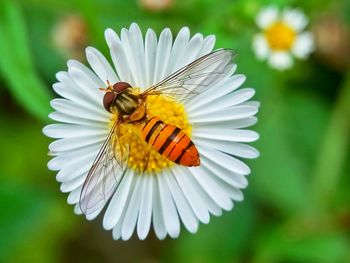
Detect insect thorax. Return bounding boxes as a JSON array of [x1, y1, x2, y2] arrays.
[[114, 88, 140, 116]]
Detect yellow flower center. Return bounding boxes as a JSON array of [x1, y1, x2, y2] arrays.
[[264, 21, 296, 51], [110, 92, 191, 173]]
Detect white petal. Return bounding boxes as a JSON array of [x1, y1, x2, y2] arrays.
[[282, 8, 308, 32], [172, 166, 210, 223], [190, 105, 258, 125], [50, 98, 109, 122], [56, 157, 92, 182], [205, 88, 256, 112], [60, 174, 85, 193], [48, 143, 100, 170], [43, 123, 107, 139], [48, 112, 106, 127], [193, 127, 259, 143], [153, 28, 173, 84], [166, 33, 215, 87], [206, 171, 243, 202], [137, 175, 153, 240], [55, 71, 69, 82], [67, 192, 103, 225], [120, 26, 145, 87], [85, 46, 119, 85], [187, 74, 244, 113], [111, 175, 135, 243], [121, 174, 143, 240], [268, 51, 293, 70], [256, 6, 279, 29], [163, 27, 190, 77], [112, 218, 123, 240], [103, 170, 134, 230], [190, 166, 233, 211], [157, 173, 180, 238], [242, 101, 260, 108], [144, 28, 158, 88], [195, 117, 258, 129], [201, 155, 248, 189], [74, 203, 83, 215], [189, 87, 255, 118], [67, 186, 82, 204], [104, 28, 133, 84], [67, 60, 104, 104], [120, 28, 141, 86], [52, 83, 100, 114], [197, 144, 251, 176], [163, 169, 198, 233], [198, 35, 216, 57], [252, 34, 270, 60], [292, 32, 314, 59], [227, 187, 244, 201], [175, 166, 222, 217], [112, 206, 126, 240], [86, 205, 104, 221], [49, 134, 104, 152], [152, 177, 167, 240], [174, 33, 204, 71], [196, 138, 259, 159], [53, 73, 102, 112], [128, 23, 147, 87], [181, 167, 222, 216]]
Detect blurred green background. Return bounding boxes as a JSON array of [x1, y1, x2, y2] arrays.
[[0, 0, 349, 262]]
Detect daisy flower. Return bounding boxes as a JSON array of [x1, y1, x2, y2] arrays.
[[43, 23, 259, 240], [253, 6, 314, 70]]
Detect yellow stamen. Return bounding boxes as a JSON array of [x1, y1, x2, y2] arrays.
[[109, 92, 191, 173], [264, 21, 296, 51]]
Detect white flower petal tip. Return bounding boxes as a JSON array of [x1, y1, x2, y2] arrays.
[[44, 23, 259, 241], [268, 52, 293, 70], [292, 32, 315, 59], [256, 5, 279, 29], [252, 34, 270, 60], [253, 6, 314, 70], [282, 8, 308, 32]]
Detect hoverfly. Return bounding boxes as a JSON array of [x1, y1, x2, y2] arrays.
[[79, 49, 236, 215]]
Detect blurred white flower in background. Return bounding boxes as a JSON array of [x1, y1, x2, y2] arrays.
[[252, 6, 314, 70]]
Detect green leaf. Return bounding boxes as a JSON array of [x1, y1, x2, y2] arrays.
[[0, 1, 52, 121]]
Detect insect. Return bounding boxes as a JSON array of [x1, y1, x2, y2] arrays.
[[79, 48, 236, 215]]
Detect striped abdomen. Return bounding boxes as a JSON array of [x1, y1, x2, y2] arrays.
[[141, 117, 200, 167]]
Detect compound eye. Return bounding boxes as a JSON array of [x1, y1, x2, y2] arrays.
[[113, 82, 132, 93], [103, 92, 116, 112]]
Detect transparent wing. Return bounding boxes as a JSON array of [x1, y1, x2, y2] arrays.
[[142, 49, 236, 101], [79, 119, 129, 216]]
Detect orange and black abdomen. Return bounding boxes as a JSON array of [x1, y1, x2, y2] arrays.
[[141, 117, 200, 167]]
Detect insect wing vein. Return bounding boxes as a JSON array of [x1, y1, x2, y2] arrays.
[[142, 49, 236, 101], [79, 120, 128, 216]]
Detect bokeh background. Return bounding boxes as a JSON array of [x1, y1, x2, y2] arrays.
[[0, 0, 349, 262]]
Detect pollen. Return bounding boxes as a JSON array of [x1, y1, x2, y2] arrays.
[[264, 21, 296, 51], [110, 93, 191, 173]]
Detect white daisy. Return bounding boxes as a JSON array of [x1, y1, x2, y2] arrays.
[[252, 6, 314, 70], [43, 23, 259, 240]]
